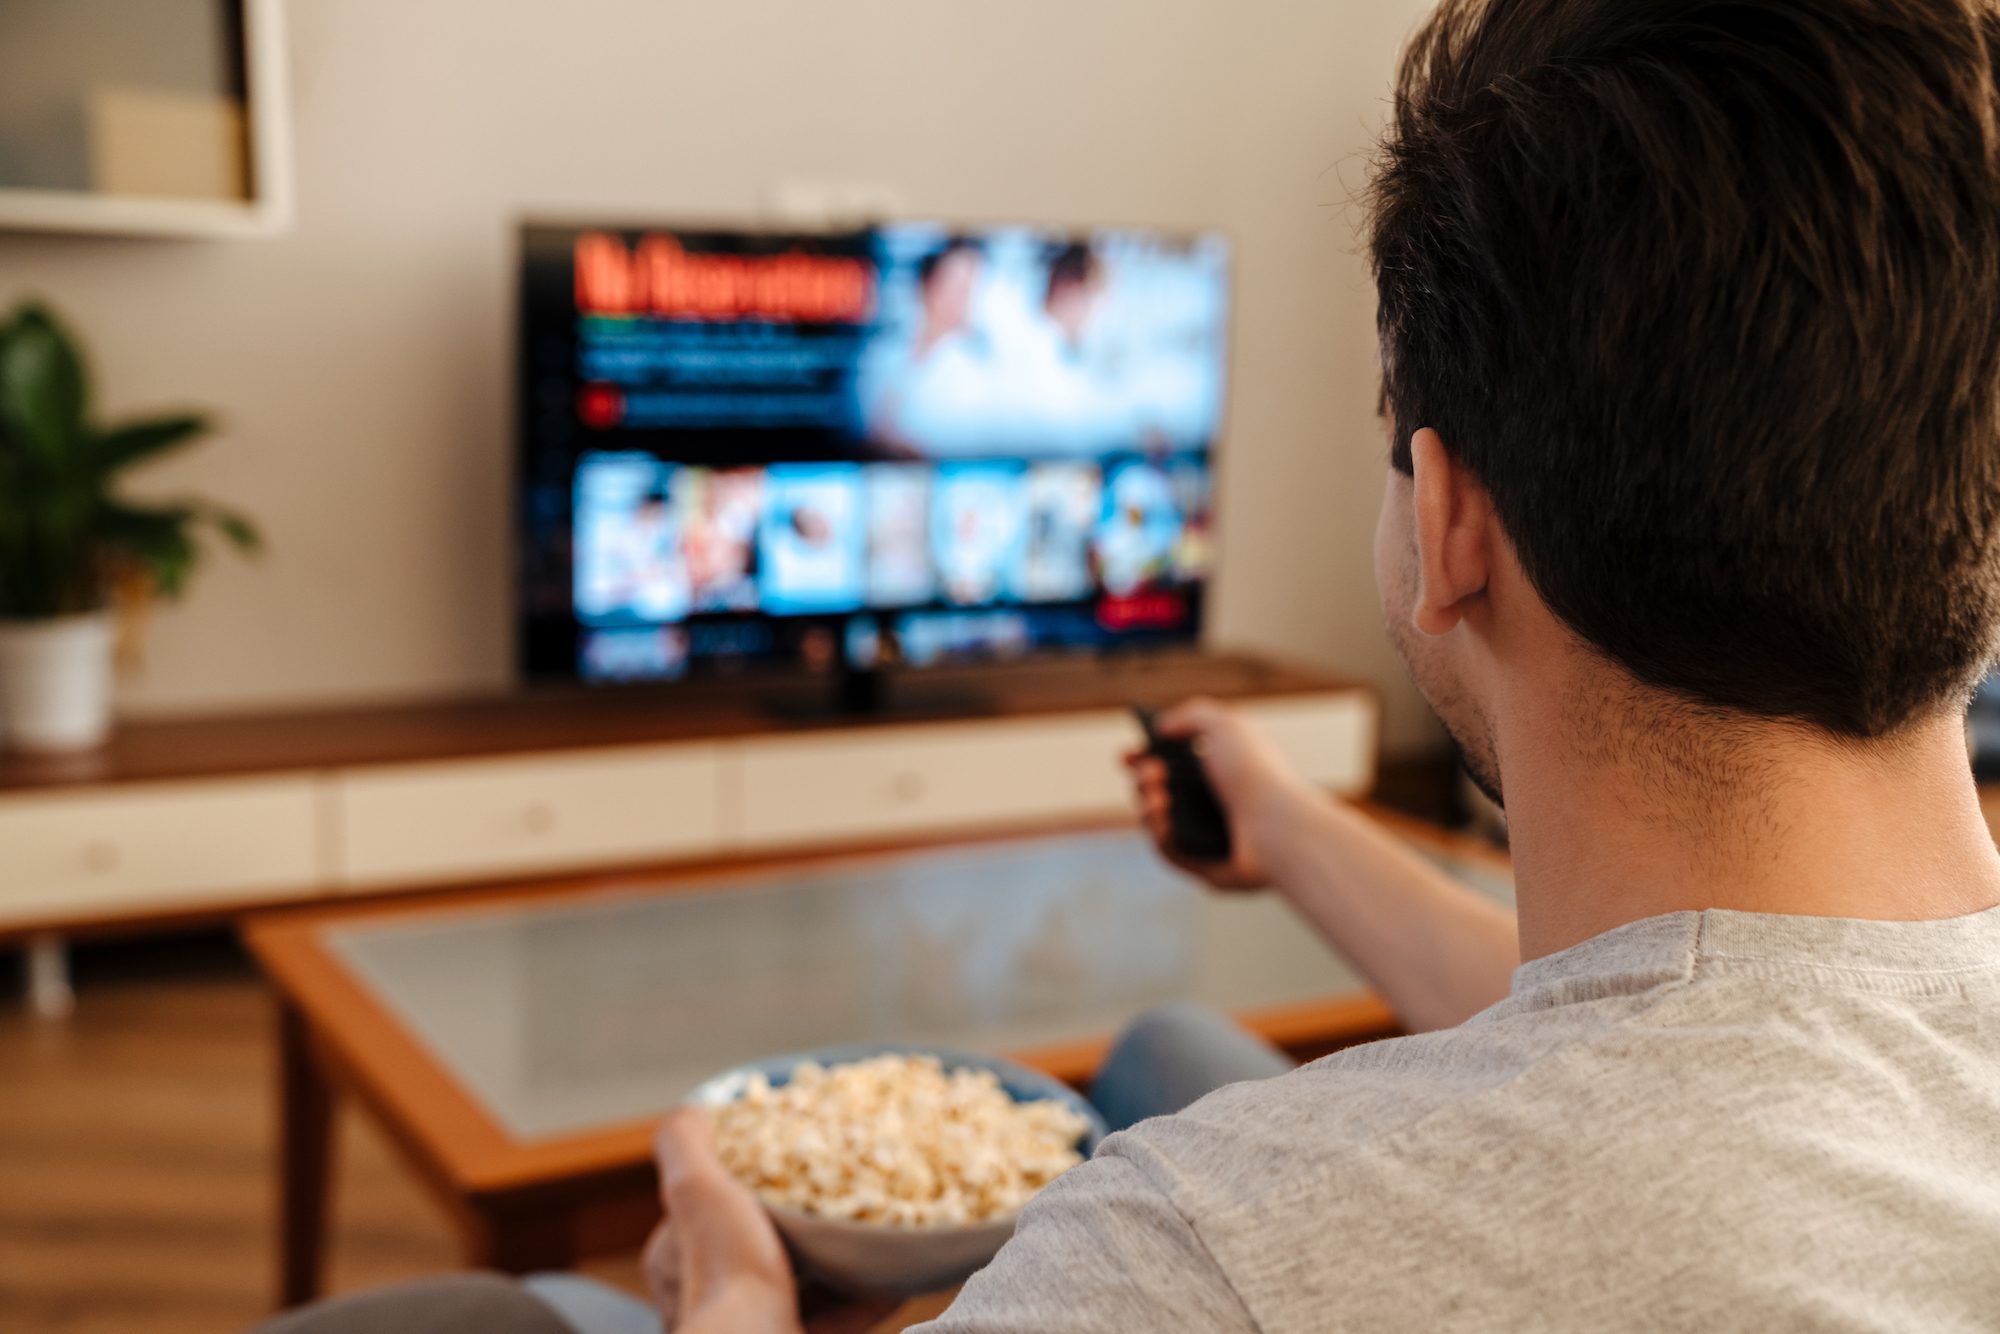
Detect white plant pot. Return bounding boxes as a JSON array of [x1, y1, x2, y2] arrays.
[[0, 612, 117, 753]]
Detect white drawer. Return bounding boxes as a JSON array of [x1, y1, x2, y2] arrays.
[[731, 713, 1138, 849], [1242, 691, 1379, 795], [730, 689, 1377, 852], [334, 744, 724, 889], [0, 777, 322, 925]]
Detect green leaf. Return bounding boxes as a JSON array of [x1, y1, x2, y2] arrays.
[[0, 304, 90, 464], [0, 302, 258, 610], [93, 414, 210, 475], [196, 501, 262, 554], [94, 501, 196, 598]]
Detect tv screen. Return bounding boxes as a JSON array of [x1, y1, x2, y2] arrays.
[[518, 220, 1230, 685]]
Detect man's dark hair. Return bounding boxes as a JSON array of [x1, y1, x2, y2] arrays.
[[1371, 0, 2000, 737], [917, 236, 982, 288], [1045, 242, 1100, 301]]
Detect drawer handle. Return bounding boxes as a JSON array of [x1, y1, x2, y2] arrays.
[[82, 839, 121, 873], [888, 772, 926, 803], [521, 803, 557, 834]]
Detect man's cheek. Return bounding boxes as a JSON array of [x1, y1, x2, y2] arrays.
[[1373, 492, 1410, 620]]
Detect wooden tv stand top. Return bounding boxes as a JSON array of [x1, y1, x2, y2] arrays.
[[0, 650, 1364, 794]]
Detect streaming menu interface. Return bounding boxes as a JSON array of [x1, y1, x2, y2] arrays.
[[519, 222, 1228, 683]]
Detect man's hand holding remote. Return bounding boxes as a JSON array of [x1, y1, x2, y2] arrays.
[[1125, 697, 1318, 892]]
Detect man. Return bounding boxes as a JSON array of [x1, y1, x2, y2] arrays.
[[869, 238, 992, 456], [262, 0, 2000, 1328], [1005, 241, 1121, 453], [1040, 243, 1102, 354], [651, 0, 2000, 1328]]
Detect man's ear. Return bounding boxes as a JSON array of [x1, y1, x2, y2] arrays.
[[1409, 427, 1495, 636]]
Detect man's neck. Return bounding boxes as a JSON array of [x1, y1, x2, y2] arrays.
[[1500, 688, 2000, 963]]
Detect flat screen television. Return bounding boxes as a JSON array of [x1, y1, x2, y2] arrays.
[[517, 219, 1230, 700]]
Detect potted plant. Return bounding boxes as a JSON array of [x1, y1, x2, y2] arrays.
[[0, 301, 260, 752]]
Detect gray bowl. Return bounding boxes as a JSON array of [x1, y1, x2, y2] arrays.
[[683, 1042, 1107, 1297]]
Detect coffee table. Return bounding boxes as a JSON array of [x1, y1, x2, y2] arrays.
[[244, 809, 1511, 1309]]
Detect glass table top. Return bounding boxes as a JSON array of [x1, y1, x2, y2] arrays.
[[328, 828, 1514, 1141]]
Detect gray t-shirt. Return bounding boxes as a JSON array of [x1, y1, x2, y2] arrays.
[[921, 906, 2000, 1331]]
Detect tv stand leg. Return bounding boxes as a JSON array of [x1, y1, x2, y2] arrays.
[[26, 932, 75, 1019]]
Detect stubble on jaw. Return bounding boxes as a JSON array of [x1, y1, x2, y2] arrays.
[[1381, 526, 1506, 807]]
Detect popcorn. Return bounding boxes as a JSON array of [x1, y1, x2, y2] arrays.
[[710, 1053, 1090, 1227]]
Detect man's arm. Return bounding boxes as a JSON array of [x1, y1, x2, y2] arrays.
[[1130, 698, 1517, 1032]]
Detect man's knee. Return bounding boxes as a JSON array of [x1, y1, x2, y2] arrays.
[[1113, 1001, 1251, 1064], [1093, 1002, 1292, 1132]]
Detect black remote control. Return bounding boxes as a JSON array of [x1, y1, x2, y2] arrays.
[[1133, 706, 1234, 862]]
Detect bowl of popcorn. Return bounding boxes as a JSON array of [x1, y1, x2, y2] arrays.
[[682, 1043, 1107, 1297]]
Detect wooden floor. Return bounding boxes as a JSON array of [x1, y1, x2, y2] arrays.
[[0, 933, 647, 1334]]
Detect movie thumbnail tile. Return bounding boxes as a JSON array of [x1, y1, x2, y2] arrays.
[[758, 464, 867, 615], [894, 609, 1031, 667], [574, 452, 692, 625], [1095, 459, 1183, 596], [1023, 463, 1102, 602], [681, 468, 764, 611], [580, 626, 690, 682], [864, 466, 935, 608], [1170, 458, 1215, 581], [930, 462, 1030, 606]]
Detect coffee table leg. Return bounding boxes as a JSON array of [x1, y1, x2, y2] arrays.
[[464, 1203, 576, 1275], [277, 998, 337, 1307]]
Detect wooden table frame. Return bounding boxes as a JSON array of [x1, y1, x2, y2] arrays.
[[244, 808, 1501, 1308]]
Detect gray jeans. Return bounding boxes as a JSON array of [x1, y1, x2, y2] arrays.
[[251, 1003, 1289, 1334]]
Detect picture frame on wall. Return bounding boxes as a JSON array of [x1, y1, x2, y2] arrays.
[[0, 0, 292, 238]]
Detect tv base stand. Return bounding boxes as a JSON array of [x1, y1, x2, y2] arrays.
[[760, 664, 999, 721]]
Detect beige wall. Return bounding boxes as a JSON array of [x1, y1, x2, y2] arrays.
[[0, 0, 1444, 754]]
